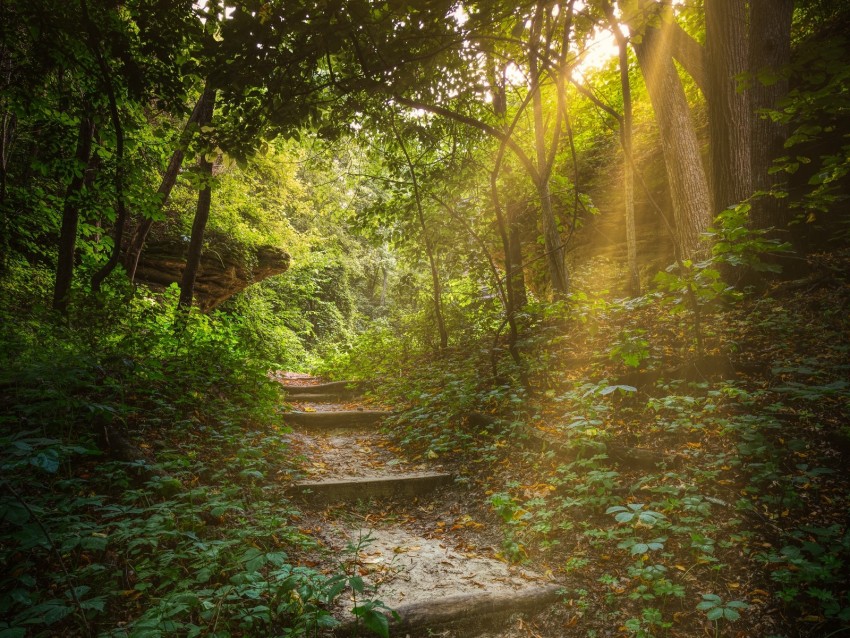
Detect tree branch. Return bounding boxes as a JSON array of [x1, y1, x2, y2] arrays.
[[392, 95, 540, 183], [668, 20, 707, 94]]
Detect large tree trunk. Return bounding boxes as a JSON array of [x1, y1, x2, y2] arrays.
[[631, 5, 713, 259], [607, 6, 639, 295], [52, 116, 94, 314], [749, 0, 794, 231], [178, 89, 216, 310], [125, 89, 210, 282], [706, 0, 752, 213], [178, 157, 213, 309], [529, 7, 569, 296]]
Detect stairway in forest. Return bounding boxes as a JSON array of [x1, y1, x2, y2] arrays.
[[278, 374, 561, 637]]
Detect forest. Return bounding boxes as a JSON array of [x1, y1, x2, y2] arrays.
[[1, 0, 849, 636]]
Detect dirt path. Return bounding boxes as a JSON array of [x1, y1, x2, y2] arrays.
[[279, 379, 561, 637]]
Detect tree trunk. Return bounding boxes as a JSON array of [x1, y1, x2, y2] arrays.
[[125, 89, 210, 281], [178, 88, 216, 310], [749, 0, 794, 231], [631, 5, 712, 260], [706, 0, 752, 214], [616, 27, 639, 295], [178, 157, 213, 309], [0, 110, 14, 272], [53, 116, 94, 314], [529, 8, 569, 297], [507, 200, 528, 308]]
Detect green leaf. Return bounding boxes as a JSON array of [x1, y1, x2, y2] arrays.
[[354, 606, 390, 638], [80, 596, 107, 612], [17, 601, 73, 625], [723, 607, 741, 621], [706, 607, 724, 621], [0, 502, 30, 526], [30, 449, 60, 473], [241, 547, 266, 572], [624, 618, 642, 631], [600, 385, 637, 396]]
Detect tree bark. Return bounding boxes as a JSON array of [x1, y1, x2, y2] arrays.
[[631, 4, 712, 260], [178, 88, 216, 310], [614, 24, 639, 295], [178, 157, 212, 309], [529, 4, 569, 296], [125, 89, 209, 281], [669, 20, 708, 93], [749, 0, 793, 231], [53, 116, 94, 314], [0, 110, 14, 272], [706, 0, 751, 214]]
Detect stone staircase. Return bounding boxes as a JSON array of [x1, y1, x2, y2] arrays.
[[279, 376, 561, 637]]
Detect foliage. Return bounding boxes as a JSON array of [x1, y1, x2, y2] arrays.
[[0, 266, 357, 637], [768, 36, 850, 222], [0, 2, 848, 637]]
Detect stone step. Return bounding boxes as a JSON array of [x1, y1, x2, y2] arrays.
[[284, 410, 390, 429], [281, 380, 363, 397], [333, 584, 562, 637], [283, 392, 343, 403], [289, 472, 453, 503]]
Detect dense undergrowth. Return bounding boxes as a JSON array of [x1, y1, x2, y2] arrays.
[[3, 217, 849, 638], [339, 245, 850, 638], [0, 263, 372, 637]]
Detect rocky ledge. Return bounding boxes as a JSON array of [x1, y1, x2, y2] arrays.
[[133, 238, 290, 310]]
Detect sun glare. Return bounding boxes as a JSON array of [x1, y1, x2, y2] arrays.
[[572, 26, 622, 82]]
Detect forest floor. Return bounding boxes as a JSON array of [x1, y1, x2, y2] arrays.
[[4, 249, 846, 637], [278, 248, 850, 637], [278, 381, 563, 637]]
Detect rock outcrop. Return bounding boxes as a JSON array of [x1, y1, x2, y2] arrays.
[[133, 237, 290, 310]]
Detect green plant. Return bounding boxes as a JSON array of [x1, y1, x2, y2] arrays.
[[337, 531, 400, 638], [488, 492, 530, 562], [624, 607, 672, 637], [617, 537, 667, 556], [607, 504, 666, 527], [609, 329, 650, 368], [696, 593, 749, 627]]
